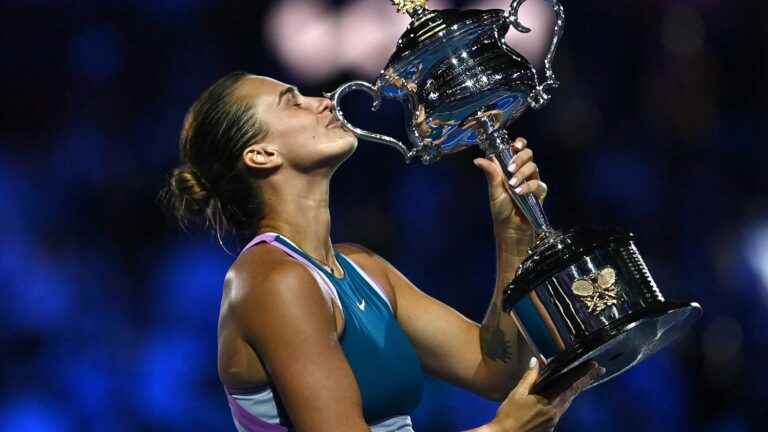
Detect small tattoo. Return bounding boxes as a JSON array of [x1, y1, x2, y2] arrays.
[[480, 303, 513, 362]]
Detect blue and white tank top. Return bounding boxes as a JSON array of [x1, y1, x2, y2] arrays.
[[224, 232, 424, 431]]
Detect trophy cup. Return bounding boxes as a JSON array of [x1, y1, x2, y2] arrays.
[[326, 0, 701, 393]]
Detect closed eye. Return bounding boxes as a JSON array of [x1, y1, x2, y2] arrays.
[[277, 86, 301, 107], [287, 92, 303, 109]]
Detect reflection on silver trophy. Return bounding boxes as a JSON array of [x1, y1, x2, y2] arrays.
[[327, 0, 701, 393]]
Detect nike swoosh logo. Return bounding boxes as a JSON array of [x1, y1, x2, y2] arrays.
[[357, 299, 365, 310]]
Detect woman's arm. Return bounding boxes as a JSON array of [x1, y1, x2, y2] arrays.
[[229, 248, 560, 432], [474, 138, 549, 397], [337, 244, 601, 431], [349, 138, 547, 401], [477, 226, 538, 397], [363, 244, 531, 401], [226, 253, 369, 432]]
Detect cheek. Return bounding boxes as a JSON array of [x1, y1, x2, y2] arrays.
[[271, 114, 318, 146], [292, 114, 321, 140]]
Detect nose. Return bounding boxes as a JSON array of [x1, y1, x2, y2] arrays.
[[313, 96, 332, 114]]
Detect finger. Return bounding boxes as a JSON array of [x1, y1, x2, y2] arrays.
[[474, 157, 501, 179], [557, 396, 574, 413], [474, 156, 504, 175], [551, 385, 580, 410], [515, 357, 541, 395], [513, 180, 548, 201], [552, 364, 604, 407], [474, 157, 510, 199], [473, 157, 506, 186], [550, 397, 574, 423], [506, 148, 532, 175], [568, 363, 601, 394], [513, 137, 528, 151], [488, 155, 507, 178], [535, 361, 596, 399], [508, 161, 539, 188], [551, 383, 580, 410]]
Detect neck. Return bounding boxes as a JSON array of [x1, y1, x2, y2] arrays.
[[256, 170, 335, 266]]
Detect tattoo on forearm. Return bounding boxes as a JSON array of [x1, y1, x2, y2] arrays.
[[480, 303, 513, 363]]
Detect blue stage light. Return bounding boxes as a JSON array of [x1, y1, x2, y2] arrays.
[[69, 26, 122, 83], [0, 398, 72, 432], [131, 331, 207, 425], [150, 238, 231, 327]]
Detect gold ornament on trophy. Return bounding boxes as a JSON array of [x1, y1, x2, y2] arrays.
[[391, 0, 429, 15], [571, 267, 620, 314]]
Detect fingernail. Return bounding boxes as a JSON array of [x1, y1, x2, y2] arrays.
[[508, 162, 517, 173], [514, 186, 524, 194], [473, 160, 480, 167], [509, 177, 519, 187], [515, 140, 524, 149], [529, 357, 538, 369], [599, 367, 606, 376]]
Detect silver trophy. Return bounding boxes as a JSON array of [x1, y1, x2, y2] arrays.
[[327, 0, 701, 393]]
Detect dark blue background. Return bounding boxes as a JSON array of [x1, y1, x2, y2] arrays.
[[1, 0, 765, 430]]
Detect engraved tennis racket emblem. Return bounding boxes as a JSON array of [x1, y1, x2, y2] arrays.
[[571, 267, 619, 313]]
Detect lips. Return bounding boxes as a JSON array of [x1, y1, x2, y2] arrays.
[[326, 115, 341, 128]]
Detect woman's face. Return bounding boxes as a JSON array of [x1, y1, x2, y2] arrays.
[[235, 75, 357, 173]]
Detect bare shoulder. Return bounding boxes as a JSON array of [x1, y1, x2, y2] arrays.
[[227, 243, 304, 291], [221, 245, 370, 431], [335, 242, 398, 311], [334, 242, 378, 261], [223, 243, 331, 318]]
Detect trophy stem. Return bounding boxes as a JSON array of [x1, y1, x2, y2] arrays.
[[479, 118, 553, 237]]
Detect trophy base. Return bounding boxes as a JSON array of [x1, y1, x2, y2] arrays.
[[532, 301, 702, 395]]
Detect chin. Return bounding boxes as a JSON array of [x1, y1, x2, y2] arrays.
[[345, 134, 358, 152], [313, 134, 357, 171], [338, 135, 358, 161]]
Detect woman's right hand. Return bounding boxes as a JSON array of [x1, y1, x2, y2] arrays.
[[483, 357, 604, 432]]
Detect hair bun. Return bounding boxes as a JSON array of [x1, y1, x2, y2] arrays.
[[170, 165, 212, 216]]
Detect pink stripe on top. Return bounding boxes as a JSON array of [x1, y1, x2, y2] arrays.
[[228, 232, 343, 431], [226, 392, 287, 432], [239, 232, 280, 256], [239, 232, 342, 313], [244, 232, 391, 311], [229, 233, 414, 432]]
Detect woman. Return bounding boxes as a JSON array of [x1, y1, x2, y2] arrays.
[[161, 72, 603, 432]]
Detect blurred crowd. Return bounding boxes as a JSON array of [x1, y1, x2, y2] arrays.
[[1, 0, 765, 431]]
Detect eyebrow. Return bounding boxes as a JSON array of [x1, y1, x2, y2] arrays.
[[276, 86, 299, 106]]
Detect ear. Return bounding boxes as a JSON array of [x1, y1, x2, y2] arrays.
[[243, 144, 283, 171]]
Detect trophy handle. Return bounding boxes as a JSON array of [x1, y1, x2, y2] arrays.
[[325, 81, 414, 162], [507, 0, 565, 109]]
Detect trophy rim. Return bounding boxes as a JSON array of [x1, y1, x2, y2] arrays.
[[531, 301, 703, 395]]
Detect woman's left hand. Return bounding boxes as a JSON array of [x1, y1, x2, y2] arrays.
[[473, 137, 547, 234]]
